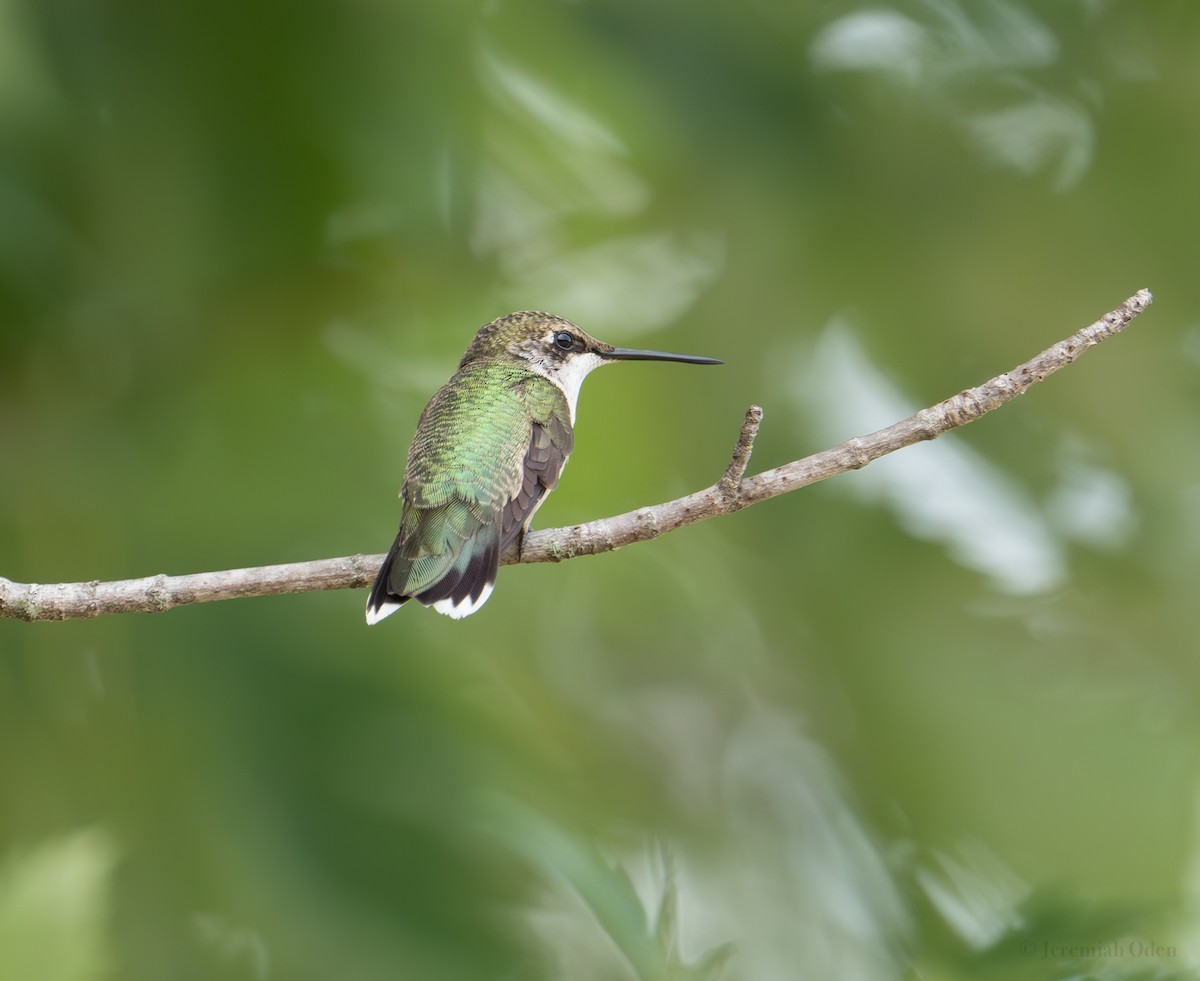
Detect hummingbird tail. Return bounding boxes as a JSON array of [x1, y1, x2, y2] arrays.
[[365, 539, 409, 625], [365, 518, 501, 623], [413, 530, 499, 619]]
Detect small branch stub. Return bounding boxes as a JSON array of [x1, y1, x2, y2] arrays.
[[719, 405, 764, 501], [0, 289, 1153, 622]]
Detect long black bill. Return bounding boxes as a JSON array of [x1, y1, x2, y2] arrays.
[[604, 346, 722, 365]]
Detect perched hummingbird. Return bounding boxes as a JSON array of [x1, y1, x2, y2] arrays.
[[366, 311, 721, 623]]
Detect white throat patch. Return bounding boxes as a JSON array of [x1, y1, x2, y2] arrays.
[[529, 351, 605, 423]]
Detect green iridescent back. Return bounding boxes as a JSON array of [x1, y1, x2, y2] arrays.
[[387, 361, 573, 604]]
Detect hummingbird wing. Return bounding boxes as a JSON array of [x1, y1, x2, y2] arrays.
[[365, 369, 573, 623], [499, 405, 572, 551]]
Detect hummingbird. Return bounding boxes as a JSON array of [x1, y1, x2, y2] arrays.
[[366, 311, 721, 623]]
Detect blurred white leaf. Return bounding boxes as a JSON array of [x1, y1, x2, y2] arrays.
[[810, 10, 931, 81], [790, 319, 1067, 595], [965, 97, 1094, 192], [0, 829, 118, 981]]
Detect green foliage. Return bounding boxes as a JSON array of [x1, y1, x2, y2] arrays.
[[3, 1, 1200, 978]]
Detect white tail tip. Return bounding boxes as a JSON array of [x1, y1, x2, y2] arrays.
[[365, 600, 403, 626]]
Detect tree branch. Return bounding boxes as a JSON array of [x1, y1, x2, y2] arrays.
[[0, 289, 1153, 622]]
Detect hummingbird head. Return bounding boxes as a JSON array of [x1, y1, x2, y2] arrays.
[[462, 311, 721, 420]]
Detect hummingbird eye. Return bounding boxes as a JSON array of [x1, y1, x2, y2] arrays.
[[553, 331, 577, 352]]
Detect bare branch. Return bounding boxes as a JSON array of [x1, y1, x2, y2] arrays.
[[0, 556, 382, 622], [0, 290, 1152, 622]]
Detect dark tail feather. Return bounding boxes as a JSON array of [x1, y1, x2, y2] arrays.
[[365, 537, 409, 625], [416, 531, 498, 611]]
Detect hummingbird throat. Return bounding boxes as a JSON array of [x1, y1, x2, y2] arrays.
[[521, 349, 605, 424]]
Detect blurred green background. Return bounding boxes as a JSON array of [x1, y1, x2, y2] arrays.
[[2, 1, 1198, 978]]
